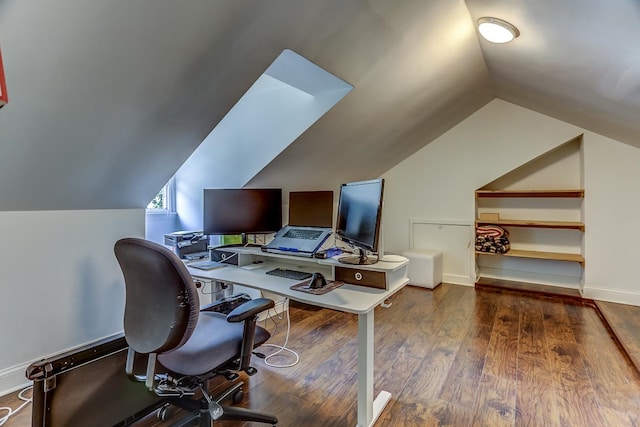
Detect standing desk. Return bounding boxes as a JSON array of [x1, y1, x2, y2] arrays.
[[187, 247, 409, 427]]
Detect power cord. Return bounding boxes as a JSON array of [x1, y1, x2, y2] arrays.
[[254, 298, 299, 368], [0, 386, 32, 426]]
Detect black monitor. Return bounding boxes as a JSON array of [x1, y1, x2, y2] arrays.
[[288, 190, 334, 228], [203, 188, 282, 246], [335, 178, 384, 265]]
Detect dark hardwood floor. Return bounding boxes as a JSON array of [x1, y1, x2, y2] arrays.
[[3, 283, 640, 426]]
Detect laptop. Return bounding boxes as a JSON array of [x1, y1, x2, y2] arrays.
[[263, 191, 333, 257], [263, 226, 333, 256]]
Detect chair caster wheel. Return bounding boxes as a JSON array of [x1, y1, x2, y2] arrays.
[[157, 403, 171, 421], [232, 389, 244, 404]]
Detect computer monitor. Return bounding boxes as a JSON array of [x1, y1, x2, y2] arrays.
[[335, 178, 384, 265], [203, 188, 282, 246], [288, 190, 333, 227]]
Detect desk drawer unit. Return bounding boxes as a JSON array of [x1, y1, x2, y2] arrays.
[[335, 266, 386, 290]]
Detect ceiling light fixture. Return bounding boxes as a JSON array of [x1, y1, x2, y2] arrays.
[[477, 17, 520, 44]]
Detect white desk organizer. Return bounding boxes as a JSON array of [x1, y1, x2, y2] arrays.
[[402, 249, 442, 289]]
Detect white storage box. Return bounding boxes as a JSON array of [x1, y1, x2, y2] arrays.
[[402, 249, 443, 289]]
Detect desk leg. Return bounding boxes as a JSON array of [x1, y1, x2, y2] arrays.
[[357, 311, 391, 427]]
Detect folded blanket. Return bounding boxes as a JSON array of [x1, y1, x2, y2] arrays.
[[476, 225, 507, 238], [475, 225, 510, 254]]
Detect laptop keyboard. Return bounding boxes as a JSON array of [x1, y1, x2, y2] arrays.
[[283, 229, 323, 240], [266, 268, 312, 280]]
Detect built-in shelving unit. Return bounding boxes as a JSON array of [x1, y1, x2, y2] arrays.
[[475, 189, 585, 269]]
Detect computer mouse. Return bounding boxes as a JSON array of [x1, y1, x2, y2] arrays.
[[308, 272, 327, 289]]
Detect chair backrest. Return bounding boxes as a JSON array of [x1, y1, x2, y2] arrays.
[[114, 237, 200, 355]]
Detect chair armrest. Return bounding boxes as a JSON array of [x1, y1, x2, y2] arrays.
[[227, 298, 275, 322], [200, 292, 252, 313]]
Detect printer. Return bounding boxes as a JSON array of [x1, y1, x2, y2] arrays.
[[164, 231, 209, 259]]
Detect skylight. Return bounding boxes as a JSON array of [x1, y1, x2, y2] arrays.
[[173, 49, 353, 229]]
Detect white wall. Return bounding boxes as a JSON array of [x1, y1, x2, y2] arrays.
[[0, 209, 144, 395], [382, 99, 640, 304], [382, 99, 582, 285], [582, 134, 640, 305]]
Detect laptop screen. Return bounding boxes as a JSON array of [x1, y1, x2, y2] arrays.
[[288, 191, 333, 228]]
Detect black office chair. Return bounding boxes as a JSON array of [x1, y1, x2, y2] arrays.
[[114, 237, 278, 426]]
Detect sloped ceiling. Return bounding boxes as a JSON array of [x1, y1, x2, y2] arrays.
[[0, 0, 638, 211], [464, 0, 640, 147]]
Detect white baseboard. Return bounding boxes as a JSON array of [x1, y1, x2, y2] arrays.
[[443, 273, 474, 286], [0, 363, 31, 397], [582, 286, 640, 306]]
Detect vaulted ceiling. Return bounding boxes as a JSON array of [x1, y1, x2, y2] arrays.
[[0, 0, 638, 211]]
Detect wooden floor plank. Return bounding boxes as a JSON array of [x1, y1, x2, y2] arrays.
[[516, 356, 560, 427], [596, 299, 640, 372], [542, 297, 578, 343], [564, 303, 640, 414], [472, 374, 517, 426], [518, 298, 547, 359], [438, 324, 492, 409], [547, 338, 607, 427], [483, 292, 520, 380]]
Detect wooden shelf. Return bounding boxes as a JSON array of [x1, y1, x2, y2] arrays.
[[475, 219, 585, 232], [476, 249, 584, 266], [475, 189, 584, 198]]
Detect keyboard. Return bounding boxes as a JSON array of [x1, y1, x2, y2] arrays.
[[265, 268, 312, 280], [282, 229, 323, 240], [189, 260, 227, 270]]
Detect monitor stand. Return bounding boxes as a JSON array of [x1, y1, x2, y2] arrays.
[[338, 248, 378, 265]]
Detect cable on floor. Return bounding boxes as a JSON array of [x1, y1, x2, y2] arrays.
[[255, 298, 299, 368], [0, 386, 32, 426]]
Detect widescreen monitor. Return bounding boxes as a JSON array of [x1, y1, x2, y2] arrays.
[[203, 188, 282, 245], [335, 178, 384, 265]]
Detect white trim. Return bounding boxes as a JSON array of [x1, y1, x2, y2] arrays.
[[165, 176, 177, 213], [0, 363, 31, 397], [582, 286, 640, 306], [443, 273, 475, 286]]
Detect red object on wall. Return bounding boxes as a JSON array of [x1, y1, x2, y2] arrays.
[[0, 47, 7, 108]]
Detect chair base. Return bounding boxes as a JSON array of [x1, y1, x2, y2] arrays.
[[157, 380, 277, 426]]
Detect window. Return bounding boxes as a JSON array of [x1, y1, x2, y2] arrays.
[[146, 176, 176, 213]]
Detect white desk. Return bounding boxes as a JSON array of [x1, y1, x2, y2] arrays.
[[187, 247, 409, 427]]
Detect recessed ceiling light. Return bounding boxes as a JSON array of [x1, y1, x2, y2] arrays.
[[477, 17, 520, 44]]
